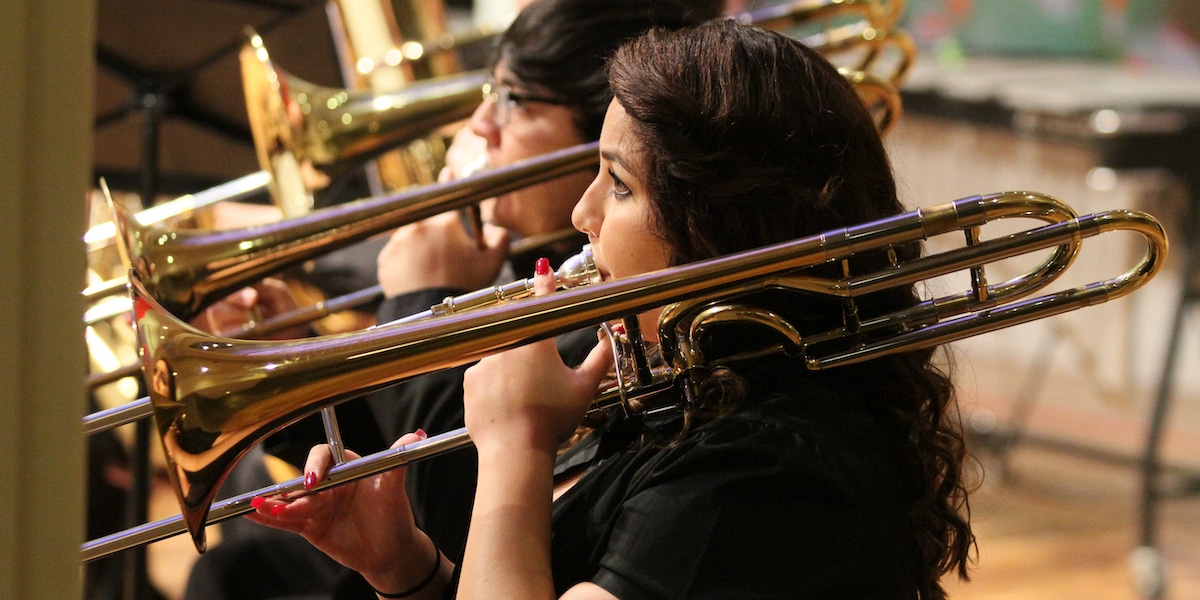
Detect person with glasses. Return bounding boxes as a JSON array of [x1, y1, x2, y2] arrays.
[[183, 2, 722, 600], [373, 0, 725, 304], [363, 0, 723, 565], [251, 19, 976, 599]]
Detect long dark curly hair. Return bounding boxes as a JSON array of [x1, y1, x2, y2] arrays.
[[608, 20, 976, 599]]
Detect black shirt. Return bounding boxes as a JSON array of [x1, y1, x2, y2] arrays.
[[548, 363, 922, 599], [366, 237, 596, 563]]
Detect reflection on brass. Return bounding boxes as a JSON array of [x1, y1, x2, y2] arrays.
[[743, 0, 917, 135], [107, 143, 599, 320], [240, 30, 486, 217], [82, 191, 1167, 558]]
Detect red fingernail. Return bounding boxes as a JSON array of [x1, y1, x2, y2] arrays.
[[415, 428, 428, 440], [535, 257, 550, 276], [304, 471, 318, 490], [270, 504, 286, 517], [251, 496, 266, 509]]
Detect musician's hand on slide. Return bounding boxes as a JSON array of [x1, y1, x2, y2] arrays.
[[246, 431, 440, 588], [462, 258, 614, 455]]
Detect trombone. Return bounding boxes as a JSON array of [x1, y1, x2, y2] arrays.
[[82, 0, 913, 315], [112, 143, 598, 320], [80, 143, 598, 398], [81, 191, 1168, 560]]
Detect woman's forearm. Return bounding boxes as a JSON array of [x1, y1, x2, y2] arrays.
[[457, 443, 558, 600]]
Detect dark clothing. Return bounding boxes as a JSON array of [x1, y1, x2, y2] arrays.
[[185, 242, 596, 600], [542, 361, 922, 599], [435, 360, 922, 599], [365, 240, 594, 565]]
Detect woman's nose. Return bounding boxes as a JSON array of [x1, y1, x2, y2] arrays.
[[469, 101, 500, 146], [571, 174, 605, 236]]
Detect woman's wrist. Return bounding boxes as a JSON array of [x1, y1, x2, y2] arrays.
[[472, 425, 563, 462], [362, 529, 447, 600], [370, 544, 443, 598]]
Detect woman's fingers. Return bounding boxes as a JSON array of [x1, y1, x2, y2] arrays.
[[391, 428, 429, 450], [576, 331, 616, 391], [304, 443, 336, 486], [533, 256, 555, 295], [248, 428, 426, 523]]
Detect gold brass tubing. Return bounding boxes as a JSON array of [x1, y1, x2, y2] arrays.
[[111, 142, 599, 320], [82, 246, 594, 432], [81, 427, 474, 562], [84, 192, 1167, 557], [83, 397, 153, 436], [742, 0, 905, 32], [86, 362, 142, 391], [83, 171, 274, 305], [82, 278, 131, 303], [807, 210, 1169, 368], [230, 226, 583, 339], [84, 226, 586, 386], [84, 171, 272, 255]]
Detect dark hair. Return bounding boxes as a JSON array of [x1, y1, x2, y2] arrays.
[[495, 0, 722, 141], [609, 20, 974, 599]]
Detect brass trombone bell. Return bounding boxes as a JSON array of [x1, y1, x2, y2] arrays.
[[740, 0, 915, 135], [82, 172, 274, 309], [240, 28, 487, 217], [83, 171, 272, 256]]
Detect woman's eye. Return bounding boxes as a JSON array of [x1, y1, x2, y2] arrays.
[[608, 169, 631, 200]]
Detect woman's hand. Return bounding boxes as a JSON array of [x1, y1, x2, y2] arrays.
[[455, 262, 614, 599], [188, 277, 307, 339], [376, 212, 510, 298], [438, 127, 489, 184], [245, 432, 442, 591], [462, 260, 614, 455]]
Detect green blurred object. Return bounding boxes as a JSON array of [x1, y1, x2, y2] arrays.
[[904, 0, 1167, 60]]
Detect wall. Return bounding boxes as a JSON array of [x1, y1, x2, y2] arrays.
[[0, 0, 92, 598]]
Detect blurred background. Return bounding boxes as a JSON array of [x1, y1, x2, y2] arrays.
[[9, 0, 1200, 598]]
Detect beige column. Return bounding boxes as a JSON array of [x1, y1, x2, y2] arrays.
[[0, 0, 92, 598]]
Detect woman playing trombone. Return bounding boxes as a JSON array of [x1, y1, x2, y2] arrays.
[[250, 19, 976, 599], [185, 3, 721, 599]]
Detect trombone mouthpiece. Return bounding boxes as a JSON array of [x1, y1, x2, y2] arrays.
[[556, 244, 598, 288]]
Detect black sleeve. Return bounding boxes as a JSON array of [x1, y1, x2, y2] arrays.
[[368, 290, 601, 565]]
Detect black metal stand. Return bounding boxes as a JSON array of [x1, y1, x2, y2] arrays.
[[90, 2, 330, 598], [1134, 174, 1200, 600]]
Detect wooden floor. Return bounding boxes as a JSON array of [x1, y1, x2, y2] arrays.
[[941, 440, 1200, 599]]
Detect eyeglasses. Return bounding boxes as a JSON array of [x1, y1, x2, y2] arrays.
[[482, 77, 570, 127]]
